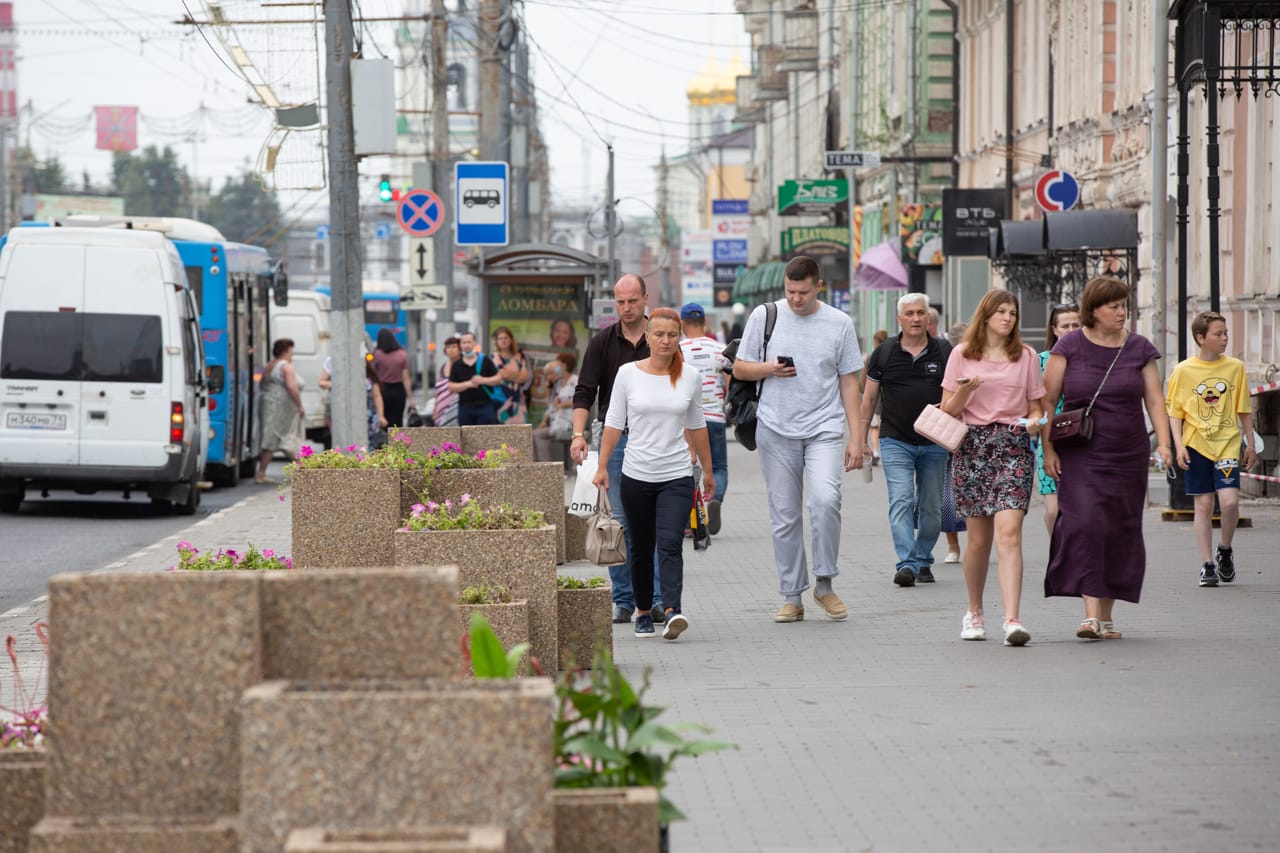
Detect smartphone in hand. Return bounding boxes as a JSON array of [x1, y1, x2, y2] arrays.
[[777, 355, 796, 368]]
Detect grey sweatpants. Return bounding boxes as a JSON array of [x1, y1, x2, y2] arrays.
[[756, 423, 845, 597]]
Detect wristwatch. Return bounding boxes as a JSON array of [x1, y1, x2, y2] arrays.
[[572, 432, 585, 439]]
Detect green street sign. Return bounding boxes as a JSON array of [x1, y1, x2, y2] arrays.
[[777, 179, 848, 215], [782, 225, 850, 256]]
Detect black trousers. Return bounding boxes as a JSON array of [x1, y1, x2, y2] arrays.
[[620, 473, 693, 614], [382, 384, 408, 428]]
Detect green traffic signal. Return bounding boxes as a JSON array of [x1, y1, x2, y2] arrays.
[[378, 174, 392, 203]]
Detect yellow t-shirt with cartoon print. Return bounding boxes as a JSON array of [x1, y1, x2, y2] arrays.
[[1165, 354, 1250, 462]]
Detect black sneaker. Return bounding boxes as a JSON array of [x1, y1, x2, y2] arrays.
[[634, 613, 656, 637], [662, 612, 689, 640], [916, 566, 936, 584], [1216, 546, 1236, 583], [707, 499, 722, 536], [652, 606, 666, 625], [1199, 562, 1219, 587], [894, 566, 916, 587], [611, 605, 634, 624]]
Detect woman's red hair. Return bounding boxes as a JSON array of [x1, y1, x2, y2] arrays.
[[648, 307, 684, 386]]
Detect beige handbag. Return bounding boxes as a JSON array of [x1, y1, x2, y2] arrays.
[[584, 488, 627, 566], [913, 403, 969, 453]]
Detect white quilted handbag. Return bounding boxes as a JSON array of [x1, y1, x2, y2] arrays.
[[913, 403, 969, 453]]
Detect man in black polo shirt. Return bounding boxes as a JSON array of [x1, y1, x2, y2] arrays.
[[860, 292, 953, 587], [571, 273, 662, 623]]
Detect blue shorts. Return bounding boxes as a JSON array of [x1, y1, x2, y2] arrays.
[[1183, 446, 1241, 494]]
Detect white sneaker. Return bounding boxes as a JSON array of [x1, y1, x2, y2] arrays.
[[961, 610, 986, 641], [662, 613, 689, 640], [1003, 619, 1031, 647], [944, 552, 961, 564]]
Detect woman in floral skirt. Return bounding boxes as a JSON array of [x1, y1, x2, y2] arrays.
[[939, 291, 1046, 646]]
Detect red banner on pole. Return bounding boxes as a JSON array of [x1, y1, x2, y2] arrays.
[[94, 106, 138, 152]]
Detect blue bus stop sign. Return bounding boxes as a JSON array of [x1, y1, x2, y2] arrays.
[[455, 161, 509, 246]]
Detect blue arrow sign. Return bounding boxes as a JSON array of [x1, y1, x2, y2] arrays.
[[455, 161, 509, 247]]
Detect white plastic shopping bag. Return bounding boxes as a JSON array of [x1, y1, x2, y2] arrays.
[[567, 452, 600, 518]]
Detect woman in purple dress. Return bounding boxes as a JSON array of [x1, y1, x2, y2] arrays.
[[1041, 277, 1174, 640]]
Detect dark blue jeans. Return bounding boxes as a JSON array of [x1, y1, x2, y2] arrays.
[[707, 420, 728, 502], [606, 434, 662, 611], [457, 402, 496, 426], [620, 473, 693, 614]]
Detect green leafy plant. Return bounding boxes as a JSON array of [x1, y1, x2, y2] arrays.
[[459, 584, 513, 605], [463, 612, 531, 679], [428, 441, 514, 470], [556, 575, 609, 590], [399, 494, 545, 532], [170, 542, 293, 571], [554, 647, 735, 823]]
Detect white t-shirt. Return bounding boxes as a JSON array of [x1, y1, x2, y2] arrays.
[[604, 362, 706, 482], [679, 335, 729, 423], [738, 299, 863, 439]]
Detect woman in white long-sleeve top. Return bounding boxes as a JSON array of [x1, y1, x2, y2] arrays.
[[594, 307, 715, 641]]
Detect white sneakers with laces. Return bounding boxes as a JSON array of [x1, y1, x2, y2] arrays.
[[960, 610, 986, 641]]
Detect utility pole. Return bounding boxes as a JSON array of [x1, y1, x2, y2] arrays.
[[478, 0, 501, 162], [324, 0, 365, 448], [605, 144, 616, 284], [431, 0, 453, 326], [657, 151, 670, 304], [512, 35, 531, 244]]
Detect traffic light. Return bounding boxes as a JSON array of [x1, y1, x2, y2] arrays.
[[378, 174, 392, 202]]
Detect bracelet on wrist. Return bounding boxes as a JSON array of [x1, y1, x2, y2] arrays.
[[572, 432, 585, 439]]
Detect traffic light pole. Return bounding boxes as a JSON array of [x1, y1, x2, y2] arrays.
[[324, 0, 366, 448]]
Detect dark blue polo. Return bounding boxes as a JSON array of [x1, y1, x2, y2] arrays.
[[864, 333, 953, 445]]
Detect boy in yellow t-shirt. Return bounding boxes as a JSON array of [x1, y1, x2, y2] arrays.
[[1166, 311, 1257, 587]]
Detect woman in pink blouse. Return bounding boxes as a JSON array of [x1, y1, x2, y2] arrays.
[[939, 291, 1046, 647]]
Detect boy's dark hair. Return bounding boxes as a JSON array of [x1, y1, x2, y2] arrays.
[[783, 255, 821, 284], [1191, 311, 1227, 346]]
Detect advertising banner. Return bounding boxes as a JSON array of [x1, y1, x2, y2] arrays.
[[777, 179, 847, 215], [782, 225, 849, 258], [710, 200, 750, 311], [94, 106, 138, 152], [899, 203, 944, 266], [487, 282, 588, 424], [941, 189, 1005, 257], [682, 229, 714, 307]]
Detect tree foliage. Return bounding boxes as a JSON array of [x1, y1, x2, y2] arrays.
[[14, 147, 68, 194], [205, 169, 282, 245], [111, 146, 190, 217]]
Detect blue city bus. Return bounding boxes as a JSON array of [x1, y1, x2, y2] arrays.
[[316, 278, 407, 349]]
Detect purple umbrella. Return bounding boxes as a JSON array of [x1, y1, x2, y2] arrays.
[[854, 239, 909, 290]]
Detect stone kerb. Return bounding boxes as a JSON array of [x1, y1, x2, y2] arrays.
[[262, 568, 460, 681], [45, 572, 261, 820], [555, 585, 612, 671], [29, 816, 240, 852], [551, 788, 660, 853], [395, 526, 558, 672], [459, 600, 529, 670], [0, 749, 46, 853], [240, 679, 554, 853], [285, 825, 506, 851], [460, 424, 534, 459], [291, 468, 404, 568]]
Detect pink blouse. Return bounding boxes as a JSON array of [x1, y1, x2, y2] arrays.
[[941, 342, 1045, 426]]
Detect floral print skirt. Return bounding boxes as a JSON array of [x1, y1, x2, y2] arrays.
[[952, 423, 1034, 517]]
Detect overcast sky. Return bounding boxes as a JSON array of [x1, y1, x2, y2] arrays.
[[16, 0, 745, 218]]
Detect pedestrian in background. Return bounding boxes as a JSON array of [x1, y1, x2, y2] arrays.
[[594, 307, 714, 640], [256, 338, 304, 484], [679, 302, 730, 534], [860, 294, 952, 587], [364, 361, 388, 448], [491, 326, 532, 424], [940, 322, 969, 563], [1166, 310, 1257, 588], [533, 352, 578, 465], [448, 331, 502, 426], [1041, 277, 1172, 640], [571, 273, 664, 624], [733, 255, 865, 624], [1036, 304, 1082, 534], [866, 329, 889, 463], [372, 328, 413, 428], [940, 291, 1045, 646], [926, 307, 941, 339], [432, 336, 461, 427]]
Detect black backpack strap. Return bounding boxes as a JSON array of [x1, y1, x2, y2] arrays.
[[761, 302, 777, 359]]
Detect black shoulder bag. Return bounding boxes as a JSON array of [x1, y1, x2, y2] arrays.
[[722, 302, 778, 452]]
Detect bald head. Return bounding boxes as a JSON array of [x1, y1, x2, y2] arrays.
[[613, 273, 649, 327]]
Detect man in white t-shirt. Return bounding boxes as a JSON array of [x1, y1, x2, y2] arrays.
[[733, 256, 865, 624], [679, 303, 729, 534]]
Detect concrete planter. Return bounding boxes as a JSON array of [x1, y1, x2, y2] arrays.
[[508, 463, 567, 564], [552, 788, 660, 853], [240, 679, 554, 853], [0, 748, 46, 853], [291, 468, 405, 568], [564, 512, 589, 562], [460, 424, 534, 460], [285, 826, 505, 851], [45, 571, 261, 819], [459, 600, 530, 670], [397, 426, 462, 452], [29, 817, 239, 852], [556, 586, 612, 671], [427, 468, 508, 511], [262, 567, 460, 680], [395, 526, 557, 671]]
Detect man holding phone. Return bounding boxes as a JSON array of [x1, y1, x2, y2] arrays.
[[733, 255, 865, 624]]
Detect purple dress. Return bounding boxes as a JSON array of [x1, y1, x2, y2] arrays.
[[1044, 330, 1160, 603]]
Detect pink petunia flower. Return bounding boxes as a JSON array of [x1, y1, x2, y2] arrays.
[[298, 445, 315, 458]]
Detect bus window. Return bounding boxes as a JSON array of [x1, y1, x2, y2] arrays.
[[364, 298, 398, 326]]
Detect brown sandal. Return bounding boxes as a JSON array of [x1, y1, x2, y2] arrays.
[[1099, 620, 1122, 639], [1076, 618, 1101, 639]]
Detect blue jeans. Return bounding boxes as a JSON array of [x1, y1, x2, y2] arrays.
[[879, 436, 949, 574], [605, 432, 662, 610], [457, 402, 496, 426], [707, 421, 728, 502]]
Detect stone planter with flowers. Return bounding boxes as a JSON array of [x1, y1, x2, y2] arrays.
[[458, 585, 529, 675], [555, 576, 612, 671]]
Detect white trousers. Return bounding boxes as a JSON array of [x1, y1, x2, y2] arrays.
[[756, 422, 845, 597]]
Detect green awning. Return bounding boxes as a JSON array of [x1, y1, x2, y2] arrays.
[[732, 261, 786, 303]]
